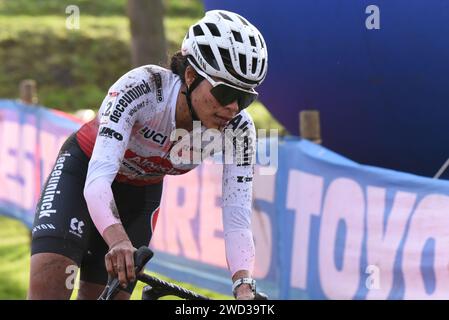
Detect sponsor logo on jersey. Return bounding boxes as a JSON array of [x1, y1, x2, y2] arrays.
[[226, 114, 253, 166], [110, 79, 151, 123], [99, 127, 123, 141], [69, 218, 85, 238], [237, 176, 253, 183], [38, 152, 71, 219], [227, 114, 249, 132], [32, 223, 56, 234], [123, 150, 190, 176], [154, 73, 164, 103], [128, 101, 146, 118], [138, 126, 168, 146]]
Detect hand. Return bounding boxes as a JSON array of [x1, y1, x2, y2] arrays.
[[105, 239, 136, 288], [234, 283, 255, 300]]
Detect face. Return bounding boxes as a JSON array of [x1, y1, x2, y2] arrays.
[[186, 68, 240, 130]]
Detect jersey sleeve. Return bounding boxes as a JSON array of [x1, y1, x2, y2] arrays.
[[83, 69, 152, 236], [221, 111, 257, 277]]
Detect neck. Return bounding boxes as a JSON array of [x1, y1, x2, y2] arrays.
[[175, 83, 194, 132]]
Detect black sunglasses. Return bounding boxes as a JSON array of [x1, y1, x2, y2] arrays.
[[189, 61, 258, 110]]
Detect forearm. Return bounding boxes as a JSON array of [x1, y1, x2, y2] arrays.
[[224, 228, 255, 276], [84, 177, 121, 239], [102, 223, 131, 248], [223, 206, 256, 299], [222, 205, 255, 275]]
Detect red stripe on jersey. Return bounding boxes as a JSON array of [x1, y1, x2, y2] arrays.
[[76, 118, 99, 158]]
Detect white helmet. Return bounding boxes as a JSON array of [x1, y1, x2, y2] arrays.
[[181, 10, 268, 89]]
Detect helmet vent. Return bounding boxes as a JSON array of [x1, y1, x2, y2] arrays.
[[249, 36, 256, 47], [205, 23, 221, 37], [232, 31, 243, 43], [193, 25, 204, 36], [258, 59, 266, 77], [252, 58, 258, 74], [258, 34, 264, 48], [219, 12, 234, 22], [219, 47, 233, 69], [238, 16, 249, 26], [239, 54, 247, 74], [220, 47, 258, 85], [199, 44, 219, 70]]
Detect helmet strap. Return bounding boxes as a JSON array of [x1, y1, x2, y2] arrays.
[[182, 75, 204, 122]]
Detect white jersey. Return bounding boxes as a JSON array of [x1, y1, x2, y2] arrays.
[[78, 65, 256, 276]]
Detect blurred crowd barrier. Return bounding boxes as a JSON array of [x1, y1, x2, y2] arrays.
[[2, 99, 449, 299]]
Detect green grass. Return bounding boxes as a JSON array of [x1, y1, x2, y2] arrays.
[[0, 0, 204, 17], [0, 15, 194, 43], [0, 216, 231, 300], [0, 216, 31, 299], [0, 15, 198, 111]]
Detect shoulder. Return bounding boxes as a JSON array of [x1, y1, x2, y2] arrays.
[[109, 65, 179, 93], [101, 65, 181, 123]]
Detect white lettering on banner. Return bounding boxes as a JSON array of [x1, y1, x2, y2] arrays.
[[252, 165, 274, 278], [403, 194, 449, 299], [0, 121, 21, 204], [286, 169, 449, 299], [199, 162, 225, 267], [22, 124, 37, 210], [155, 170, 200, 259], [366, 188, 416, 299], [287, 170, 323, 289], [319, 178, 364, 299]]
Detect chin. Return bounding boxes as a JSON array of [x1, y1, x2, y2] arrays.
[[203, 121, 221, 131]]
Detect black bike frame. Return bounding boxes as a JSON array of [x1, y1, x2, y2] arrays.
[[98, 246, 268, 300]]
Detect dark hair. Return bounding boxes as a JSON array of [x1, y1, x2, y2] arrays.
[[169, 51, 190, 83]]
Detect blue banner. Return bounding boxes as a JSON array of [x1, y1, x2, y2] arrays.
[[151, 138, 449, 299], [2, 99, 449, 299], [0, 99, 81, 226]]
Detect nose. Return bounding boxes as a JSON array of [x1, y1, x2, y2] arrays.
[[223, 100, 239, 115]]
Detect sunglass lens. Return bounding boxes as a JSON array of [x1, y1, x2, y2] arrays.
[[210, 85, 257, 110]]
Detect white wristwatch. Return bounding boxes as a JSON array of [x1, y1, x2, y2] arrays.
[[232, 278, 256, 298]]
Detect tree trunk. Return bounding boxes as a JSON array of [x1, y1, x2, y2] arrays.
[[127, 0, 167, 68]]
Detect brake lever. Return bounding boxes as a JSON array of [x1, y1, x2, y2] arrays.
[[98, 246, 154, 300]]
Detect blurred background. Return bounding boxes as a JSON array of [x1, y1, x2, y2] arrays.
[[0, 0, 284, 129], [0, 0, 284, 300], [2, 0, 449, 300]]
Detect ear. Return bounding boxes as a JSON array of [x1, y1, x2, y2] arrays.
[[184, 66, 196, 87]]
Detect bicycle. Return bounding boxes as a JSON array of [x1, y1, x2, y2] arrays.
[[98, 246, 268, 300]]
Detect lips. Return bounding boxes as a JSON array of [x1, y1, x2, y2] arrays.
[[216, 115, 232, 122]]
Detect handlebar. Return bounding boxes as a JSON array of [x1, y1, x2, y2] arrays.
[[98, 246, 269, 300], [98, 246, 153, 300]]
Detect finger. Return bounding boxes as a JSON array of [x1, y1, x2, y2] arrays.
[[105, 253, 115, 276], [116, 254, 127, 288], [111, 254, 119, 276], [125, 250, 136, 283]]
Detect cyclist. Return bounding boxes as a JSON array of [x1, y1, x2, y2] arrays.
[[28, 10, 268, 300]]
